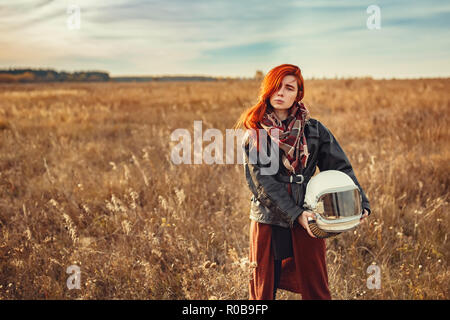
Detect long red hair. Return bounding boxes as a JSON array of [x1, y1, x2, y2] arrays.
[[234, 64, 305, 130]]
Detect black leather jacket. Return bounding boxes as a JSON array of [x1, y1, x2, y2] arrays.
[[242, 117, 371, 229]]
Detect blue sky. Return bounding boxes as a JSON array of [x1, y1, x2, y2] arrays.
[[0, 0, 449, 78]]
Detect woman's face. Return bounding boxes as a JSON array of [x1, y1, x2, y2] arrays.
[[269, 75, 298, 111]]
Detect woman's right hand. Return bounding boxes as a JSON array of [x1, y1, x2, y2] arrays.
[[297, 210, 317, 238]]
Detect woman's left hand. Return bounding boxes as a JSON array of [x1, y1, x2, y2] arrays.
[[360, 209, 369, 224]]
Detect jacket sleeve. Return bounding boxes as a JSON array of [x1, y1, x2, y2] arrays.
[[317, 121, 372, 215], [243, 136, 304, 228]]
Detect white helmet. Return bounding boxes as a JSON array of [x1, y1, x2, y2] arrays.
[[303, 170, 363, 238]]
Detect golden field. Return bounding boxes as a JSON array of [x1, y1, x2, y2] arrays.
[[0, 78, 448, 299]]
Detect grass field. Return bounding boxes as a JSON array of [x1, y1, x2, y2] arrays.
[[0, 78, 448, 299]]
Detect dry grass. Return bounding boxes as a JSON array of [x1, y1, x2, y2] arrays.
[[0, 78, 448, 299]]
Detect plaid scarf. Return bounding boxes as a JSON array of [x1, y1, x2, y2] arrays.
[[260, 101, 311, 175]]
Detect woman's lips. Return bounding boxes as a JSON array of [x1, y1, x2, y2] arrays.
[[274, 99, 284, 103]]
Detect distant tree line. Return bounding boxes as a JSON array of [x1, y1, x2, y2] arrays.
[[0, 69, 110, 83], [0, 68, 266, 83]]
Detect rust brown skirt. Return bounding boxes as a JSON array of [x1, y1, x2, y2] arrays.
[[249, 220, 331, 300]]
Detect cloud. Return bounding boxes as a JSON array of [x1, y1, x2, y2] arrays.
[[0, 0, 449, 77]]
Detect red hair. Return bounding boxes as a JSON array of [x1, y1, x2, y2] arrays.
[[234, 64, 305, 130]]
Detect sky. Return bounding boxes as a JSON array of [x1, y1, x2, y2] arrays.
[[0, 0, 449, 78]]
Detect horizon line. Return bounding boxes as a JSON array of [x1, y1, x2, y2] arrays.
[[1, 67, 449, 80]]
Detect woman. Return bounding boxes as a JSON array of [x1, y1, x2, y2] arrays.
[[235, 64, 371, 300]]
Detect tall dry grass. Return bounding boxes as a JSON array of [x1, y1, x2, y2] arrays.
[[0, 78, 448, 299]]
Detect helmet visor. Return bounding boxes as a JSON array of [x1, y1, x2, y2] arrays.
[[316, 189, 362, 220]]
